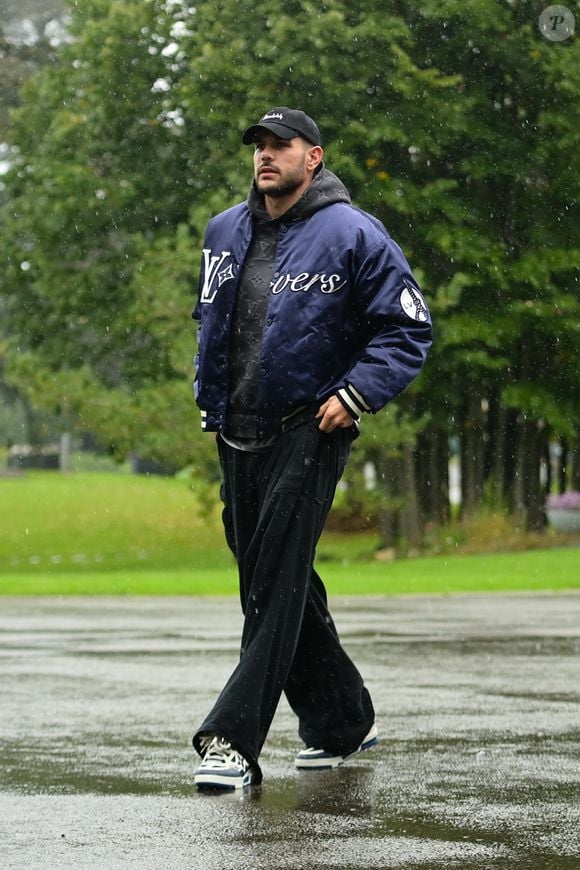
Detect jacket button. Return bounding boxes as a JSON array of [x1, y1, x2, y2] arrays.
[[266, 318, 272, 326]]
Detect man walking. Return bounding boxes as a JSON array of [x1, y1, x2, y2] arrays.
[[192, 107, 432, 789]]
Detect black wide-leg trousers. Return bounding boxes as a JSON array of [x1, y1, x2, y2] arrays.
[[192, 410, 375, 782]]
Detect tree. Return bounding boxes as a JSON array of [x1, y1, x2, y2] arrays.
[[407, 0, 580, 529], [0, 0, 67, 444], [1, 0, 578, 543], [1, 0, 455, 469], [1, 0, 199, 457]]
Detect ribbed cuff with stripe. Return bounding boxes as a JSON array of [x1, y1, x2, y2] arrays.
[[336, 384, 371, 420]]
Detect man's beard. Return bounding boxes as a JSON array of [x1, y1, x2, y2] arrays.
[[258, 177, 303, 199], [255, 164, 306, 199]]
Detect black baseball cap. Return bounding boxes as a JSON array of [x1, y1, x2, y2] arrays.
[[242, 107, 322, 146]]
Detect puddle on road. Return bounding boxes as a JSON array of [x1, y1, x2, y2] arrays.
[[2, 737, 579, 869], [1, 596, 579, 868]]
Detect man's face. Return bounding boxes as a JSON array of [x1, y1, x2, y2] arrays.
[[253, 132, 312, 199]]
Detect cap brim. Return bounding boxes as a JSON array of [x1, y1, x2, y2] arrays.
[[242, 122, 297, 144]]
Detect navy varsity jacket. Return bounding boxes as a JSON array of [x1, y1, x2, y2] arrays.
[[193, 173, 432, 438]]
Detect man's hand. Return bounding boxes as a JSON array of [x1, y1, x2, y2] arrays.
[[316, 396, 355, 432]]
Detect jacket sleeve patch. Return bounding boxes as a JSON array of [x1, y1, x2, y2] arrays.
[[400, 277, 430, 322]]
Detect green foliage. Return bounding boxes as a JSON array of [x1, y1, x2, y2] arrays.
[[0, 1, 63, 138], [0, 0, 578, 509], [411, 0, 580, 435]]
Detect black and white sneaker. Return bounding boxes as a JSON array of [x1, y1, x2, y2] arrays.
[[194, 736, 253, 790], [294, 724, 379, 770]]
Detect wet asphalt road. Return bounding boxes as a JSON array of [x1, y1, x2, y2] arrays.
[[0, 593, 579, 870]]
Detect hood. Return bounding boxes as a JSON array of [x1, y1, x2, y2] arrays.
[[247, 165, 351, 223]]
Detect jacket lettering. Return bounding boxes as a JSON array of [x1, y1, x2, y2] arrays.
[[270, 272, 347, 295], [200, 249, 232, 304]]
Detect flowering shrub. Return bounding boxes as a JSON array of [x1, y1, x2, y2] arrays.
[[546, 491, 580, 511]]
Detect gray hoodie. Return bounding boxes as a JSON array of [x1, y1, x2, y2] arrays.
[[225, 167, 351, 442]]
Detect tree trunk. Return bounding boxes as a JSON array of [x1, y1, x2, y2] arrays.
[[400, 443, 422, 551], [489, 396, 507, 508], [544, 436, 552, 498], [528, 424, 547, 531], [503, 409, 519, 512], [415, 425, 449, 525], [433, 427, 450, 524], [21, 395, 43, 447], [513, 415, 545, 531], [376, 453, 400, 549], [557, 437, 568, 494], [376, 446, 424, 553], [461, 392, 485, 517], [572, 436, 580, 491]]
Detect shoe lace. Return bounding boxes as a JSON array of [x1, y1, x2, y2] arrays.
[[198, 734, 212, 756], [204, 736, 248, 770]]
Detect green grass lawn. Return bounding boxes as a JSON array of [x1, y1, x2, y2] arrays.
[[1, 548, 579, 596], [323, 547, 580, 595], [0, 470, 377, 575], [1, 470, 579, 596], [0, 470, 229, 573]]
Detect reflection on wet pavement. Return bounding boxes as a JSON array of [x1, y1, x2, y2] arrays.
[[0, 594, 579, 869]]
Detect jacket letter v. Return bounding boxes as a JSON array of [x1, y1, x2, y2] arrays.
[[200, 249, 232, 304]]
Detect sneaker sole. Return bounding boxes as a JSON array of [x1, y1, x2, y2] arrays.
[[195, 770, 253, 790], [295, 730, 379, 770]]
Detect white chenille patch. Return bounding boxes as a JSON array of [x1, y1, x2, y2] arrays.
[[400, 280, 429, 322]]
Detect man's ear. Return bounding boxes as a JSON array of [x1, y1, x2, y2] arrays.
[[306, 145, 324, 172]]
